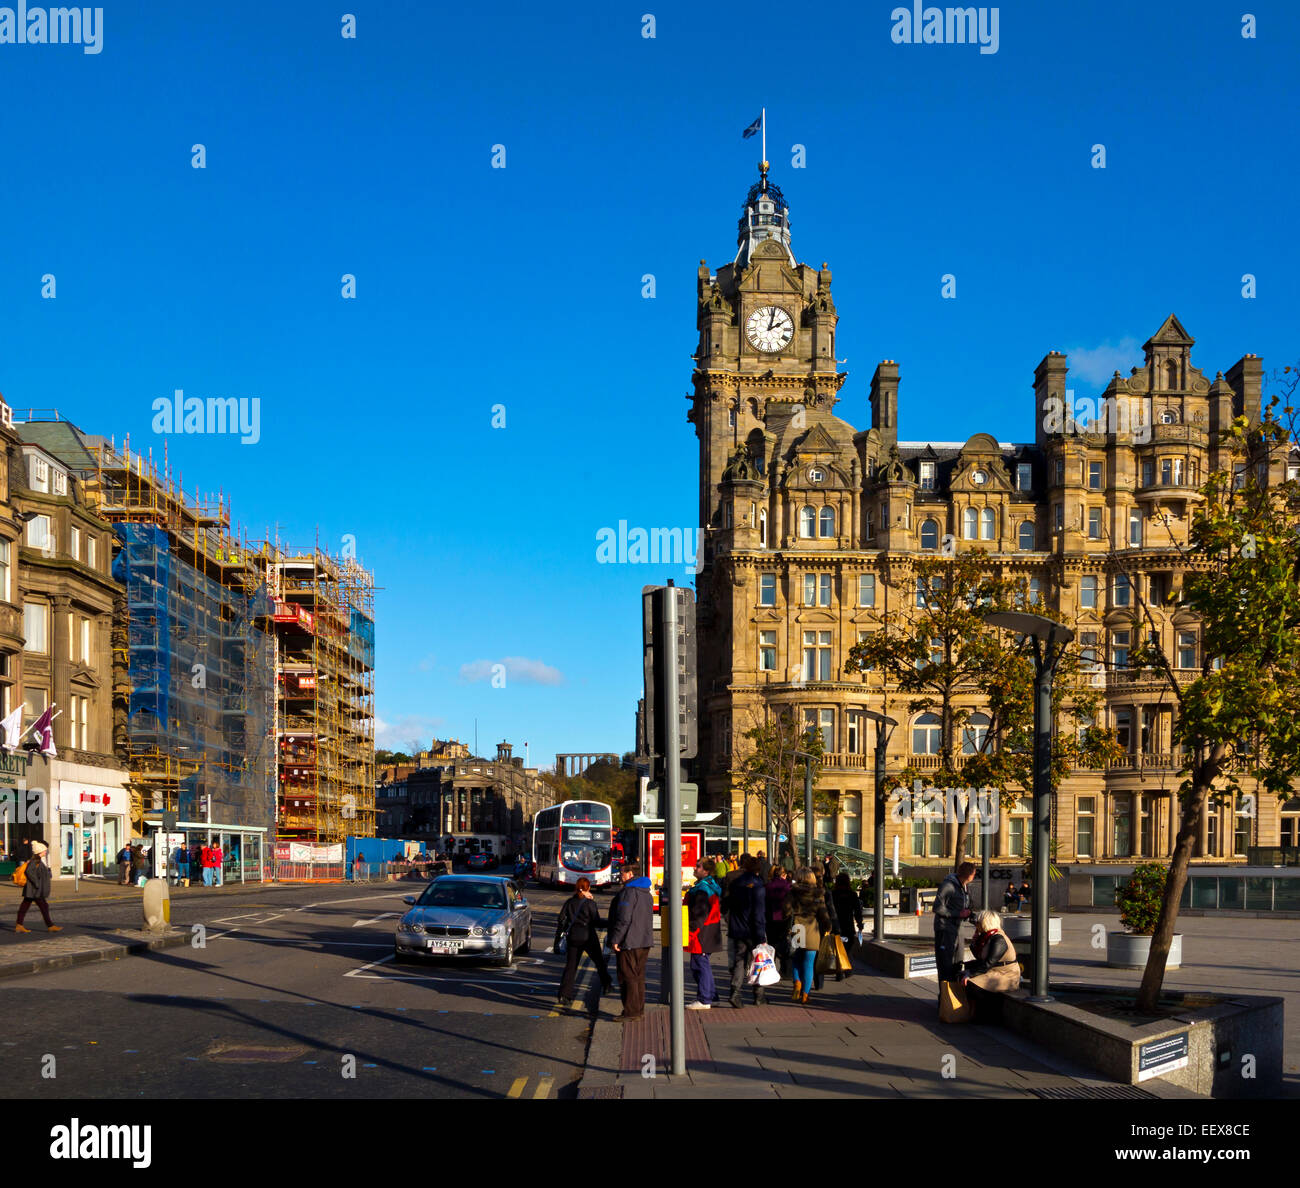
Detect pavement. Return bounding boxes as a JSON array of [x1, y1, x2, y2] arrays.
[[578, 910, 1299, 1100]]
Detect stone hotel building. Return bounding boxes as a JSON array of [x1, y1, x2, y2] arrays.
[[692, 169, 1299, 866]]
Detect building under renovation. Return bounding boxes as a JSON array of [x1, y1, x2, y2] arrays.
[[263, 540, 376, 844], [14, 415, 376, 872]]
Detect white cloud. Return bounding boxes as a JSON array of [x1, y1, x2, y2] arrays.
[[459, 656, 564, 686], [375, 713, 447, 751], [1065, 337, 1141, 386]]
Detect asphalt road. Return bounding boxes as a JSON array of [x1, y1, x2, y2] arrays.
[[0, 882, 608, 1099]]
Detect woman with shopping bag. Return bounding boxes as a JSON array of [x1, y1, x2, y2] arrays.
[[785, 869, 831, 1004], [830, 872, 863, 981], [960, 909, 1020, 1021]]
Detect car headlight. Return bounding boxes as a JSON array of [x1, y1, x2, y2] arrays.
[[410, 921, 425, 934], [471, 925, 485, 936], [489, 924, 505, 937]]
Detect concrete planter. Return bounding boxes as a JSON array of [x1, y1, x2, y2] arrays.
[[1001, 914, 1061, 945], [1107, 931, 1181, 969]]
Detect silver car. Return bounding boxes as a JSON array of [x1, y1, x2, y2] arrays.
[[394, 875, 531, 967]]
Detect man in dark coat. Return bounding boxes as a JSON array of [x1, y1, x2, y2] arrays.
[[14, 841, 61, 932], [755, 851, 772, 882], [608, 863, 653, 1021], [725, 855, 768, 1008], [934, 861, 977, 982]]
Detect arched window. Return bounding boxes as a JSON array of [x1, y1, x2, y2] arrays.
[[819, 506, 836, 537], [963, 508, 977, 539], [981, 508, 995, 540], [920, 519, 939, 550], [1018, 521, 1035, 551], [962, 712, 991, 756], [799, 507, 815, 538], [1160, 408, 1178, 425], [758, 508, 767, 547], [912, 713, 942, 755]]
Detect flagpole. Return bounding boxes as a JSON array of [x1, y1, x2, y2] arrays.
[[761, 106, 767, 171]]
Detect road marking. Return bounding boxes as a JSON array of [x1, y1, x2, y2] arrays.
[[534, 1076, 554, 1099], [506, 1076, 527, 1098], [352, 913, 399, 928]]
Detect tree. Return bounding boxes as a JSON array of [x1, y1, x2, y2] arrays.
[[736, 708, 827, 867], [844, 552, 1120, 868], [1122, 381, 1300, 1011]]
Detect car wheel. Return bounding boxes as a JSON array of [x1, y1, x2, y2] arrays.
[[518, 926, 531, 955], [497, 931, 514, 967]]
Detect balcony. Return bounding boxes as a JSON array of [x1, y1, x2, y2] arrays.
[[1106, 752, 1179, 772], [822, 752, 870, 770]]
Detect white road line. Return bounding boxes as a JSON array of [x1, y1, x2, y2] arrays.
[[293, 893, 412, 913], [352, 913, 399, 927]]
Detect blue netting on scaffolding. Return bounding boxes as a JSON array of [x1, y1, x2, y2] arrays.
[[111, 523, 276, 832]]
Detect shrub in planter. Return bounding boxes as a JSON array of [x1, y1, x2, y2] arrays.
[[1115, 862, 1168, 935]]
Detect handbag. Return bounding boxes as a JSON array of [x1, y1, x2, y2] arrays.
[[814, 933, 835, 975], [939, 979, 974, 1024], [830, 934, 853, 973]]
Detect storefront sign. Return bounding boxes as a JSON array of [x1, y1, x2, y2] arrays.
[[60, 783, 128, 817], [0, 750, 31, 788], [288, 841, 342, 863]]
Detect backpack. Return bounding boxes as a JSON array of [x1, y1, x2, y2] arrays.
[[12, 862, 27, 888]]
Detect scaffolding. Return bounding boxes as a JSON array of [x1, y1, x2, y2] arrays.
[[87, 438, 277, 831], [258, 535, 376, 844]]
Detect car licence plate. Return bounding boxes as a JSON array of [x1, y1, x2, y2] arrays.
[[427, 940, 462, 954]]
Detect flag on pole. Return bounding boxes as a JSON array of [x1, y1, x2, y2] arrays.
[[742, 115, 762, 139], [31, 705, 56, 758], [0, 706, 21, 751]]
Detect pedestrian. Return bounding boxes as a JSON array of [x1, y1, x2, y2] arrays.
[[129, 844, 146, 886], [685, 860, 722, 1009], [1003, 880, 1023, 913], [608, 863, 653, 1022], [786, 869, 831, 1004], [831, 872, 864, 981], [554, 876, 612, 1008], [722, 853, 745, 912], [714, 853, 730, 880], [765, 864, 792, 975], [934, 862, 977, 984], [173, 843, 189, 884], [725, 854, 768, 1009], [755, 850, 772, 882], [605, 864, 637, 982], [14, 841, 61, 933], [962, 909, 1021, 1021], [354, 852, 366, 882], [812, 871, 840, 992], [116, 843, 132, 886], [210, 838, 224, 886]]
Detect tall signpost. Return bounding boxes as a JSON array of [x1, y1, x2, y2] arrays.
[[642, 583, 696, 1078]]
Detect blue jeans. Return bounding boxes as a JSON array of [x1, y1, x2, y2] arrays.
[[792, 948, 816, 990], [202, 868, 213, 887], [690, 953, 718, 1004]]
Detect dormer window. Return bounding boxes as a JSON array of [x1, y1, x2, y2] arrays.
[[919, 461, 936, 491]]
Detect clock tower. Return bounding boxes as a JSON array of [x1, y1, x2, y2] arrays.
[[689, 168, 862, 810]]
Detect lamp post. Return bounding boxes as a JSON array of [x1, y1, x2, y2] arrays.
[[984, 611, 1073, 1001], [859, 709, 898, 943], [750, 775, 781, 868], [793, 751, 816, 868]]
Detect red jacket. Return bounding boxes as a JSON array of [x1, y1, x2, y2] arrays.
[[686, 877, 722, 955]]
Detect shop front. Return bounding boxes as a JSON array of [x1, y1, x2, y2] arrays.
[[0, 750, 38, 861], [52, 776, 131, 880]]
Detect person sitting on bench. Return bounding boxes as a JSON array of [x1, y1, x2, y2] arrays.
[[1003, 881, 1024, 912]]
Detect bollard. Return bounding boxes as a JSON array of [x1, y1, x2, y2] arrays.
[[142, 878, 171, 933]]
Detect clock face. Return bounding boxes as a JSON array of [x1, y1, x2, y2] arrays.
[[746, 305, 794, 352]]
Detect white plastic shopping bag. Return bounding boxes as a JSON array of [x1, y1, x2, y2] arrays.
[[747, 942, 779, 986]]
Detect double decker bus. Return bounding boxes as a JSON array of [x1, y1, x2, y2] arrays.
[[532, 800, 614, 888]]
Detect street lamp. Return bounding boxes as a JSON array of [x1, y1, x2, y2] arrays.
[[749, 774, 782, 866], [859, 709, 898, 943], [984, 611, 1073, 1001], [793, 750, 816, 868]]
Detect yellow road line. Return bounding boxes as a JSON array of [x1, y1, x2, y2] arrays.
[[506, 1076, 528, 1098], [533, 1076, 553, 1099]]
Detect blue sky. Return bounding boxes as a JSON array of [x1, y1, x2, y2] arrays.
[[2, 1, 1297, 766]]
